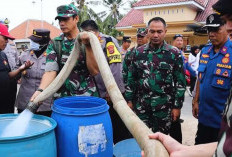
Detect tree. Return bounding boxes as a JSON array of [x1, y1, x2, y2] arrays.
[[74, 0, 102, 29], [101, 0, 126, 37], [129, 0, 138, 8]]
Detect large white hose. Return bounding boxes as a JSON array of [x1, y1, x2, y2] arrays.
[[29, 32, 169, 157]]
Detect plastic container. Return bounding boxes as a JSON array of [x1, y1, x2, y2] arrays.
[[113, 138, 141, 157], [0, 114, 57, 157], [52, 96, 113, 157]]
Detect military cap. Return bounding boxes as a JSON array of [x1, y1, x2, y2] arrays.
[[204, 13, 225, 28], [28, 29, 50, 43], [213, 0, 232, 16], [137, 28, 146, 37], [0, 23, 14, 40], [55, 4, 79, 20], [123, 36, 131, 42]]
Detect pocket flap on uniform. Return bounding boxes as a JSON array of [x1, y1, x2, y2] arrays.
[[214, 68, 231, 78], [211, 76, 230, 89], [197, 65, 206, 72], [159, 62, 170, 69]]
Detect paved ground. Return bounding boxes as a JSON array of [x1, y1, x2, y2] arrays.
[[181, 88, 198, 145]]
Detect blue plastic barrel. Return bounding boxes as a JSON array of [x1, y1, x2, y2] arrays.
[[113, 138, 141, 157], [51, 96, 113, 157], [0, 114, 57, 157]]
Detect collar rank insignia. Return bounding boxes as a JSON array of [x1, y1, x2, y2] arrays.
[[221, 47, 227, 54], [222, 57, 230, 64], [225, 53, 230, 58]]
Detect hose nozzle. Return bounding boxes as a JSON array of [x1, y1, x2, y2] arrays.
[[26, 102, 39, 113]]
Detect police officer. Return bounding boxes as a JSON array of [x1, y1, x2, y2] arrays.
[[120, 36, 131, 59], [124, 17, 186, 134], [31, 4, 99, 103], [80, 20, 131, 143], [0, 24, 33, 113], [192, 13, 231, 144], [15, 29, 53, 117]]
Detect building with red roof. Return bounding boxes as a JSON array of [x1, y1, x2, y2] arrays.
[[116, 0, 217, 47], [9, 19, 61, 53]]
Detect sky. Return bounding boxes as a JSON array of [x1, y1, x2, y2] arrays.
[[0, 0, 131, 31]]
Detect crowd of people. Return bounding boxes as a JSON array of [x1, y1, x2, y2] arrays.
[[0, 0, 232, 156]]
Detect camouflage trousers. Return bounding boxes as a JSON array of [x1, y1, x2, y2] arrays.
[[135, 108, 172, 134]]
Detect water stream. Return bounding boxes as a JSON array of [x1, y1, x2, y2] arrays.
[[1, 109, 33, 137]]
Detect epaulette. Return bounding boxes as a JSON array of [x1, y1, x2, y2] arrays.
[[168, 45, 179, 55]]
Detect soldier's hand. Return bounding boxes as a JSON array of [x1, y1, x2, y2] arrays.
[[30, 91, 42, 104], [79, 32, 91, 47], [127, 101, 133, 110], [192, 98, 199, 119], [171, 109, 180, 121]]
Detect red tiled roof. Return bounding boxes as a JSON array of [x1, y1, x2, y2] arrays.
[[133, 0, 208, 7], [10, 19, 61, 40], [116, 9, 143, 28], [116, 0, 216, 28], [195, 0, 217, 22]]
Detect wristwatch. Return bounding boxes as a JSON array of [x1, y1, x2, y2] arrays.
[[37, 88, 43, 92]]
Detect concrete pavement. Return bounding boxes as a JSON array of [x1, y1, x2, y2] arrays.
[[181, 88, 198, 145]]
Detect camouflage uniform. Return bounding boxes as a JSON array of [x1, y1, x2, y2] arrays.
[[123, 28, 146, 85], [45, 4, 98, 97], [124, 42, 186, 134], [45, 34, 98, 97]]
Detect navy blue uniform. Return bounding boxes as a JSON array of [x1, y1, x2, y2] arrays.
[[0, 51, 13, 113], [196, 39, 232, 144]]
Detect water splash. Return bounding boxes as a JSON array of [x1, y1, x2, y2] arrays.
[[1, 109, 33, 137]]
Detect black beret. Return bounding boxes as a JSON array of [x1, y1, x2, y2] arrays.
[[123, 36, 131, 42]]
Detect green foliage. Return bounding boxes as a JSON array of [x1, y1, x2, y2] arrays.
[[73, 0, 126, 38], [129, 0, 138, 8]]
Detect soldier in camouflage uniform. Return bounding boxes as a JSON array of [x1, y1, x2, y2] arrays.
[[124, 17, 186, 134], [142, 1, 232, 157], [123, 28, 148, 89], [31, 4, 99, 102]]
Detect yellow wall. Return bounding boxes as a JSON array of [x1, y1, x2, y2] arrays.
[[143, 6, 197, 23], [189, 35, 208, 46], [118, 5, 208, 48]]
